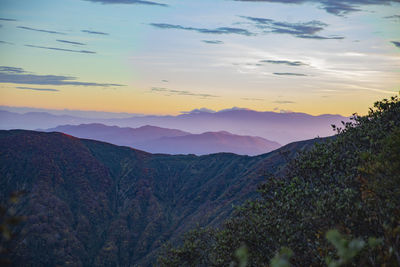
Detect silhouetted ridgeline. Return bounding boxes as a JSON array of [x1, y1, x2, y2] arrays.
[[44, 124, 281, 156], [0, 129, 317, 266]]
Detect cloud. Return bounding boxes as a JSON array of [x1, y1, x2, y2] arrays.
[[83, 0, 167, 6], [16, 86, 59, 92], [81, 29, 109, 35], [279, 109, 294, 113], [0, 66, 27, 74], [202, 40, 224, 44], [391, 41, 400, 48], [162, 80, 169, 82], [0, 18, 17, 21], [0, 66, 125, 87], [273, 72, 307, 76], [234, 0, 399, 16], [242, 97, 264, 101], [246, 63, 263, 66], [273, 100, 296, 104], [25, 44, 96, 54], [57, 39, 86, 46], [384, 15, 400, 19], [297, 34, 343, 39], [322, 1, 361, 15], [151, 87, 168, 92], [150, 87, 219, 98], [149, 23, 255, 36], [17, 26, 65, 35], [219, 107, 252, 112], [0, 40, 14, 45], [240, 16, 344, 39], [260, 59, 307, 66], [180, 108, 216, 114]]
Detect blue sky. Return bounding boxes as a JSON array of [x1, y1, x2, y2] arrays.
[[0, 0, 399, 115]]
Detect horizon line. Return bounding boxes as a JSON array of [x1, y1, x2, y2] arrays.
[[0, 104, 349, 118]]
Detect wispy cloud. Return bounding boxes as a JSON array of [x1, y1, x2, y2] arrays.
[[202, 40, 224, 44], [246, 63, 263, 67], [150, 87, 219, 98], [149, 23, 254, 36], [260, 60, 307, 66], [242, 97, 264, 101], [383, 14, 400, 20], [391, 41, 400, 48], [273, 72, 307, 76], [234, 0, 398, 16], [16, 86, 59, 92], [25, 44, 96, 54], [57, 39, 86, 46], [273, 100, 296, 104], [0, 66, 124, 87], [0, 40, 14, 45], [240, 16, 344, 39], [162, 80, 169, 82], [298, 34, 343, 40], [0, 18, 17, 21], [83, 0, 167, 7], [0, 66, 27, 74], [17, 26, 65, 35], [180, 108, 216, 114], [81, 29, 109, 35]]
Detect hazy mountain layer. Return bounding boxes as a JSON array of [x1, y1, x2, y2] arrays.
[[0, 109, 348, 144], [45, 124, 281, 155]]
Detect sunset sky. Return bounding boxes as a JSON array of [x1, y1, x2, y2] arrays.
[[0, 0, 399, 116]]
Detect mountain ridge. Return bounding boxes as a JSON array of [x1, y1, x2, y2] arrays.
[[0, 109, 349, 144], [44, 123, 281, 156], [0, 129, 320, 266]]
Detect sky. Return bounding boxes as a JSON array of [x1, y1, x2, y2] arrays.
[[0, 0, 399, 116]]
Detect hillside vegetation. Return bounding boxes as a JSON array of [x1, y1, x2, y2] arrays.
[[157, 96, 400, 266], [0, 129, 315, 266]]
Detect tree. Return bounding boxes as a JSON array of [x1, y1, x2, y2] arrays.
[[157, 95, 400, 266]]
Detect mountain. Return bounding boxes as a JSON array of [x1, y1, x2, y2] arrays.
[[0, 110, 94, 130], [142, 131, 281, 155], [0, 105, 144, 119], [44, 124, 190, 148], [44, 124, 281, 155], [157, 97, 400, 266], [103, 109, 348, 144], [0, 109, 349, 144], [0, 130, 318, 266]]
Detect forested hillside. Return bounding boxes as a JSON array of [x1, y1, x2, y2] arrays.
[[158, 96, 400, 266], [2, 97, 397, 266], [0, 129, 315, 266]]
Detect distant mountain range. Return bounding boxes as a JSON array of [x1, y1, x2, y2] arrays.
[[0, 110, 92, 129], [0, 108, 349, 144], [0, 130, 319, 266], [44, 124, 281, 156]]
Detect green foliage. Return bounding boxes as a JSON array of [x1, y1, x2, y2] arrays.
[[325, 230, 364, 267], [157, 227, 217, 267], [234, 244, 249, 267], [269, 247, 293, 267], [157, 95, 400, 266], [1, 129, 311, 266], [0, 191, 25, 266]]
